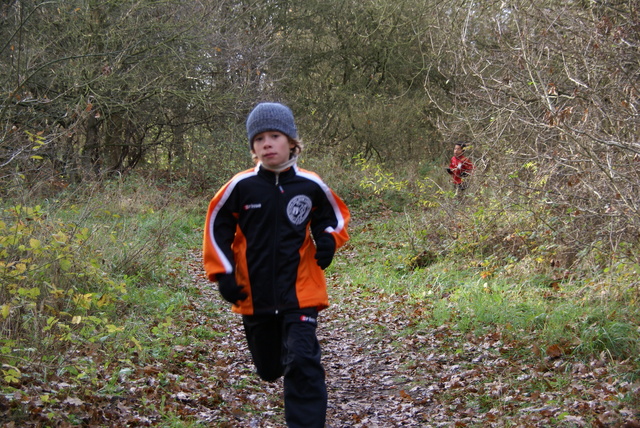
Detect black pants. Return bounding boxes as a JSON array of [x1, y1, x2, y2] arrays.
[[242, 308, 327, 428]]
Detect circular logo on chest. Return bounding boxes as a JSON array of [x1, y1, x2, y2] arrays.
[[287, 195, 312, 225]]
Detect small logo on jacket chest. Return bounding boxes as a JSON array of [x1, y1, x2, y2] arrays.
[[287, 195, 312, 225], [243, 203, 262, 210]]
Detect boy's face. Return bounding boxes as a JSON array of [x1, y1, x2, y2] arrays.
[[453, 144, 464, 157], [251, 131, 295, 169]]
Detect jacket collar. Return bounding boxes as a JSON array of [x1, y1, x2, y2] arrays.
[[257, 164, 296, 182]]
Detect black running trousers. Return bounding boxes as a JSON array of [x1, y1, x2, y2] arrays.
[[242, 308, 327, 428]]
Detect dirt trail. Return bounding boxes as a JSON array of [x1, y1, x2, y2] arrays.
[[191, 252, 439, 427], [189, 250, 638, 428], [3, 253, 635, 427], [321, 294, 449, 427]]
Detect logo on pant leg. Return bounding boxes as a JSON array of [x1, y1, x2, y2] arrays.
[[299, 315, 317, 324]]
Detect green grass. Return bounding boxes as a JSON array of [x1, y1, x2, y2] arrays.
[[0, 176, 203, 375], [1, 167, 639, 425], [335, 194, 640, 370]]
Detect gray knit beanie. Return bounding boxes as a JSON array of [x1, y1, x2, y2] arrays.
[[246, 102, 298, 150]]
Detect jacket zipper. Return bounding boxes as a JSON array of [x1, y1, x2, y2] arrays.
[[273, 172, 282, 314]]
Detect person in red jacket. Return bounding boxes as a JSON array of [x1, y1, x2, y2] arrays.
[[203, 102, 350, 428], [446, 142, 474, 191]]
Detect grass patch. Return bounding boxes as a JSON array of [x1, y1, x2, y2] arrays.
[[335, 201, 640, 370], [0, 176, 203, 384], [1, 163, 639, 425]]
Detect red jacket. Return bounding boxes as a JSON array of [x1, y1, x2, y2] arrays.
[[203, 164, 350, 315], [448, 155, 473, 185]]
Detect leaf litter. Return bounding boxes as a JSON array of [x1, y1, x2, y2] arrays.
[[1, 251, 639, 427]]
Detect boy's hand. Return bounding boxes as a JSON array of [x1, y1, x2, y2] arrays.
[[216, 274, 248, 304], [315, 234, 335, 270]]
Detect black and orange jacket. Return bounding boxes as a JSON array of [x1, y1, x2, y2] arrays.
[[203, 163, 350, 315]]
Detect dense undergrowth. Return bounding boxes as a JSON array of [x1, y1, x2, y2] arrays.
[[0, 177, 205, 385], [1, 160, 639, 424]]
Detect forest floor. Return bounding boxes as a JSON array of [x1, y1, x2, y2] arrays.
[[2, 250, 639, 427], [169, 251, 639, 427]]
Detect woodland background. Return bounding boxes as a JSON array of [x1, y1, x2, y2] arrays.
[[3, 0, 638, 210], [1, 0, 639, 426]]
